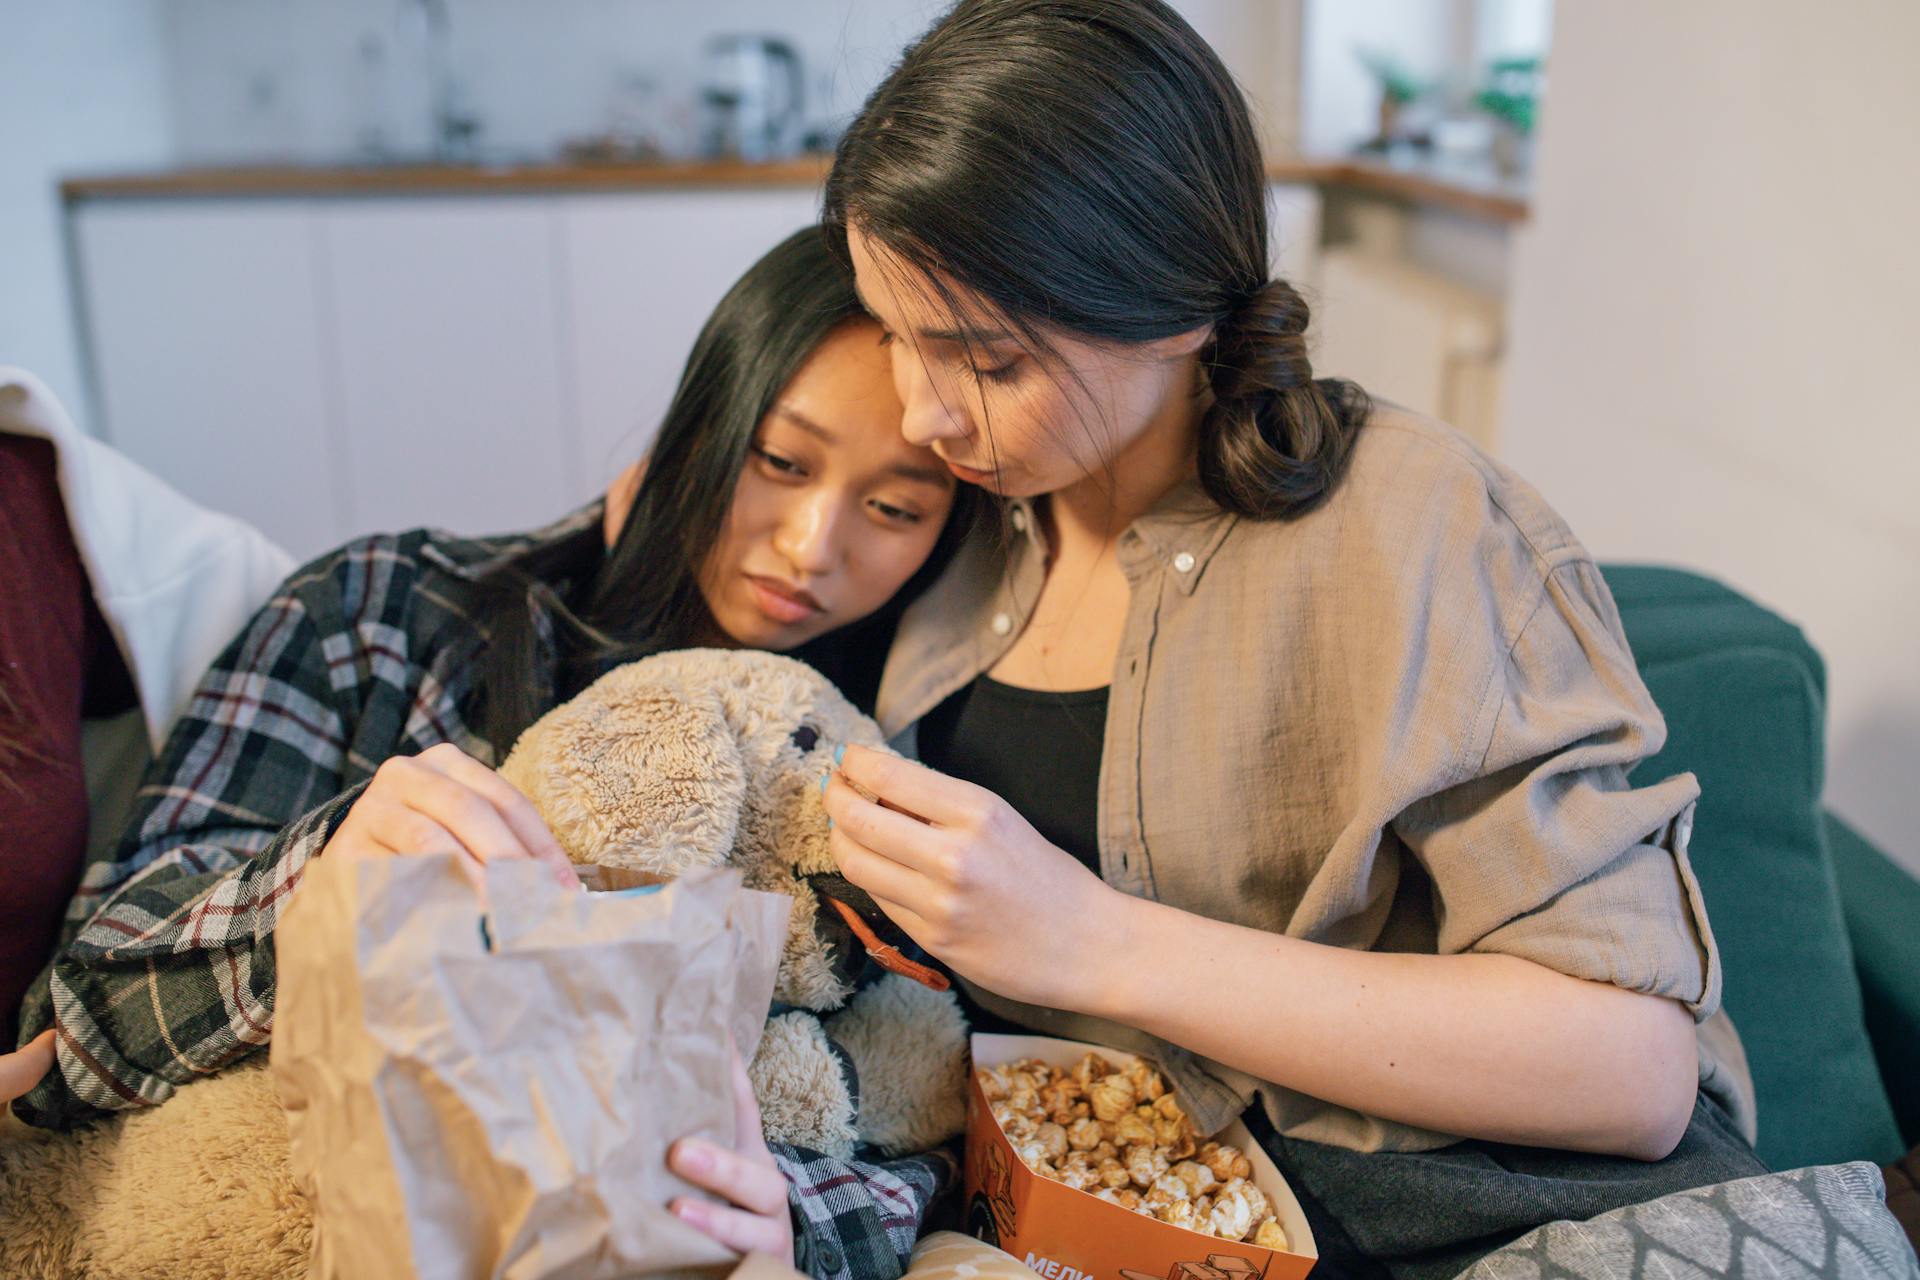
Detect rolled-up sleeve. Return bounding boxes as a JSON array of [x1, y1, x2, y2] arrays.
[[1393, 557, 1722, 1019]]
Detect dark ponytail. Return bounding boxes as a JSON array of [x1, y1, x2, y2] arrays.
[[1202, 278, 1367, 517], [825, 0, 1368, 521]]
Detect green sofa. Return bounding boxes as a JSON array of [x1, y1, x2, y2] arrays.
[[1604, 565, 1919, 1171]]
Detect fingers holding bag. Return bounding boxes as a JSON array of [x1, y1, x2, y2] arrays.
[[318, 743, 578, 889], [668, 1039, 795, 1266]]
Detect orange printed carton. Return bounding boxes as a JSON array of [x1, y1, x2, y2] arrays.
[[964, 1035, 1317, 1280]]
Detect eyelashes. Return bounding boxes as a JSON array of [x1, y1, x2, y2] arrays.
[[876, 326, 1020, 386], [956, 358, 1022, 386]]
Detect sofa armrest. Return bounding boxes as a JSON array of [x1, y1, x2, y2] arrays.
[[1826, 810, 1920, 1147]]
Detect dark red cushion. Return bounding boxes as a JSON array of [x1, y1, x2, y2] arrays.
[[0, 435, 99, 1045]]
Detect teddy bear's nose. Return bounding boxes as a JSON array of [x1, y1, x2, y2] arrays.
[[790, 724, 820, 752]]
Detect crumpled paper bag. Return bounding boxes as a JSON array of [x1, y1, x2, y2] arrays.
[[271, 853, 791, 1280]]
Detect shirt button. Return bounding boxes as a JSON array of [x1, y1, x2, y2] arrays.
[[1172, 551, 1196, 573], [1010, 506, 1028, 533], [991, 612, 1014, 636]]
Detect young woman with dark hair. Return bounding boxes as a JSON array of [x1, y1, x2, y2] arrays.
[[9, 229, 980, 1277], [816, 3, 1766, 1275]]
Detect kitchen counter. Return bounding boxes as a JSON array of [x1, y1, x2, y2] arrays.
[[1309, 153, 1528, 224], [59, 156, 841, 199], [61, 152, 1528, 223]]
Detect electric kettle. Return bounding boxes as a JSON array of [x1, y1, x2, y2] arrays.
[[701, 35, 804, 162]]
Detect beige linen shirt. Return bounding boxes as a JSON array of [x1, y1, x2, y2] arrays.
[[875, 404, 1755, 1154]]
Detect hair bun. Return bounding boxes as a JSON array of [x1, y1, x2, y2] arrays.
[[1209, 278, 1312, 404]]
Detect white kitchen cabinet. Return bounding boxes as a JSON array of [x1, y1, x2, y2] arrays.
[[321, 198, 580, 542], [75, 202, 345, 559], [559, 189, 823, 489]]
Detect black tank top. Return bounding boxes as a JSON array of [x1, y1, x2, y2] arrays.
[[916, 675, 1109, 877]]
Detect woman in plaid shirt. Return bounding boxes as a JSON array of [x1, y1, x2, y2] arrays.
[[10, 229, 981, 1280]]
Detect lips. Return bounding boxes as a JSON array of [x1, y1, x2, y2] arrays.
[[943, 459, 996, 485], [745, 574, 823, 625]]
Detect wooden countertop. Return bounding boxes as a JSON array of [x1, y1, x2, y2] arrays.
[[1305, 154, 1529, 224], [60, 155, 839, 199], [62, 152, 1528, 223]]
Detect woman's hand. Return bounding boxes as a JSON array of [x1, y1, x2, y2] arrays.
[[320, 742, 579, 889], [667, 1041, 794, 1266], [821, 745, 1120, 1009], [0, 1029, 55, 1107]]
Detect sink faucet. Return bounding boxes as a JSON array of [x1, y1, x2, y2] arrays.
[[398, 0, 480, 162]]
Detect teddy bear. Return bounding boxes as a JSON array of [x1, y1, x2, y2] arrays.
[[498, 647, 971, 1160], [0, 648, 969, 1280]]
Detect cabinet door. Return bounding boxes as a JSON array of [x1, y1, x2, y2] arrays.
[[559, 189, 823, 490], [322, 198, 580, 541], [75, 201, 343, 561]]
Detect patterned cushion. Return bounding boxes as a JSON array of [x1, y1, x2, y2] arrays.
[[1456, 1162, 1920, 1280]]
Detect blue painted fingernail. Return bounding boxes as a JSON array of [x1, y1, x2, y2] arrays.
[[819, 771, 830, 794], [833, 744, 846, 766]]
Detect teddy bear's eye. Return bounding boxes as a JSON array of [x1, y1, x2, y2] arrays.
[[790, 724, 820, 752]]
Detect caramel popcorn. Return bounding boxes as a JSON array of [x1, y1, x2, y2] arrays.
[[1067, 1117, 1105, 1151], [1112, 1109, 1157, 1146], [1197, 1140, 1252, 1183], [1073, 1054, 1117, 1089], [1254, 1219, 1290, 1251], [1088, 1073, 1138, 1123], [977, 1052, 1287, 1247], [1125, 1143, 1169, 1189], [1039, 1075, 1088, 1124], [1208, 1181, 1258, 1241], [1170, 1160, 1217, 1198]]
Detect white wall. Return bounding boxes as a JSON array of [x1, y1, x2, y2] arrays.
[[0, 4, 175, 430], [159, 0, 948, 164], [1500, 0, 1920, 873], [157, 0, 1299, 166], [1165, 0, 1302, 155]]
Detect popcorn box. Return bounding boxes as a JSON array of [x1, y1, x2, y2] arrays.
[[964, 1035, 1317, 1280]]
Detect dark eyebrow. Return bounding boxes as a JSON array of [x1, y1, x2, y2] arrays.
[[920, 325, 1015, 346], [778, 406, 838, 445], [775, 407, 955, 489]]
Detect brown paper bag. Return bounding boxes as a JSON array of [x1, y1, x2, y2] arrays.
[[271, 853, 791, 1280]]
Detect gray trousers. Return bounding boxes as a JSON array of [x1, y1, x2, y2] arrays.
[[1244, 1091, 1769, 1280]]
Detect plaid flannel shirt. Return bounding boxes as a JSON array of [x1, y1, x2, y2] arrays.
[[12, 505, 954, 1280]]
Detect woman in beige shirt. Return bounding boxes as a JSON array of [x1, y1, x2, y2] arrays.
[[816, 2, 1767, 1275]]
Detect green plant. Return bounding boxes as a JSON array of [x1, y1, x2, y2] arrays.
[[1476, 55, 1542, 134], [1356, 47, 1427, 106]]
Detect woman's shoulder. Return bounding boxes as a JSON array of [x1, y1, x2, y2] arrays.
[[276, 503, 604, 634], [1219, 402, 1601, 647], [1229, 401, 1590, 578], [1348, 401, 1586, 569]]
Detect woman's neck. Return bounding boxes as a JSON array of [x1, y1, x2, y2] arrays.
[[1045, 372, 1206, 561]]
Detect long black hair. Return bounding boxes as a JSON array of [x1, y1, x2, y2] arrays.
[[823, 0, 1368, 520], [473, 228, 979, 753]]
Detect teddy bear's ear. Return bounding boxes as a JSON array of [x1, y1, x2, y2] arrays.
[[499, 666, 747, 875]]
